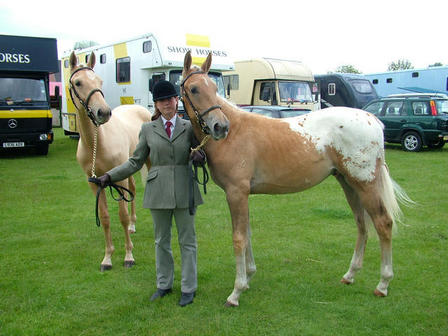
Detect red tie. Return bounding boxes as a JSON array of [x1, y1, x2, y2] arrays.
[[165, 121, 172, 138]]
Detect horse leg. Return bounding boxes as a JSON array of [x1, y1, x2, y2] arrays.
[[128, 176, 137, 234], [90, 185, 115, 271], [358, 188, 394, 296], [225, 186, 250, 307], [118, 198, 135, 268], [245, 224, 257, 285], [335, 174, 368, 285]]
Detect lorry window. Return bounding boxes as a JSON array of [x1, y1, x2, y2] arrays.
[[350, 79, 374, 94], [143, 41, 152, 53], [223, 74, 239, 90], [0, 77, 47, 104], [116, 57, 131, 83], [100, 54, 106, 64], [278, 81, 312, 103]]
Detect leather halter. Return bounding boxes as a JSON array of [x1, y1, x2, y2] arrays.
[[180, 70, 222, 135], [69, 67, 105, 127]]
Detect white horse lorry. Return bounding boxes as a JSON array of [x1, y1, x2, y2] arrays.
[[61, 33, 234, 135], [223, 58, 321, 112], [0, 34, 59, 155]]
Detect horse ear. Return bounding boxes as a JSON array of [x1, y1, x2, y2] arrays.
[[87, 52, 96, 69], [69, 51, 78, 70], [201, 52, 212, 73], [183, 51, 192, 76]]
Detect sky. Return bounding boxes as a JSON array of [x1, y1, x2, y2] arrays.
[[1, 0, 447, 75]]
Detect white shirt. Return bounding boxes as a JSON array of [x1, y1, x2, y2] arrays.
[[161, 115, 176, 138]]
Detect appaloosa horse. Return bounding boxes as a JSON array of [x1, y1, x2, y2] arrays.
[[180, 51, 412, 306], [69, 51, 151, 271]]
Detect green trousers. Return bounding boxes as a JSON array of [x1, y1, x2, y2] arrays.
[[150, 208, 197, 293]]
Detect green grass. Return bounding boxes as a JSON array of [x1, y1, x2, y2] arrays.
[[1, 128, 447, 335]]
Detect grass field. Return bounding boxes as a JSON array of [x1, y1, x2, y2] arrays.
[[1, 127, 447, 335]]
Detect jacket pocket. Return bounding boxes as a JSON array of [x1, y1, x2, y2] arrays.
[[147, 169, 158, 181]]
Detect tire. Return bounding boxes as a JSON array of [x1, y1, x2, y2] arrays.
[[401, 131, 422, 152], [427, 141, 445, 149], [36, 143, 49, 155]]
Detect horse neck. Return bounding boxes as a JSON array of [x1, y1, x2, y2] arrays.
[[76, 108, 99, 149]]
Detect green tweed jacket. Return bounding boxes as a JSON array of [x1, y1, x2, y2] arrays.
[[107, 116, 203, 209]]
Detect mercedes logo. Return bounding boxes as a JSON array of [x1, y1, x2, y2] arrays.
[[8, 119, 18, 129]]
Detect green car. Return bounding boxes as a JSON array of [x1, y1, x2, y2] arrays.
[[363, 93, 448, 151]]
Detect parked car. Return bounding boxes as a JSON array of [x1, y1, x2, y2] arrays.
[[362, 93, 448, 151], [240, 105, 310, 118]]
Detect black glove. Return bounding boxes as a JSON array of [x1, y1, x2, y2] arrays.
[[190, 149, 206, 167], [89, 173, 111, 188]]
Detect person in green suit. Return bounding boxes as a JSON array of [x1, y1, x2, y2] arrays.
[[97, 80, 204, 307]]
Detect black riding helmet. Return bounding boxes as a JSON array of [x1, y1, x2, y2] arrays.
[[152, 80, 178, 102]]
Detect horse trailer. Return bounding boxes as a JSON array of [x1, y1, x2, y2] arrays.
[[0, 34, 58, 155], [61, 33, 234, 135], [365, 66, 448, 97], [315, 73, 379, 109]]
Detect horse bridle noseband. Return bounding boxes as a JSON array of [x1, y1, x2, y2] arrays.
[[180, 70, 222, 135], [69, 67, 105, 127]]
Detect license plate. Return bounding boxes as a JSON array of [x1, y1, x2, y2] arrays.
[[3, 142, 25, 148]]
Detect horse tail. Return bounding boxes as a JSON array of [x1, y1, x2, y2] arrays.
[[139, 160, 150, 188], [375, 164, 414, 230]]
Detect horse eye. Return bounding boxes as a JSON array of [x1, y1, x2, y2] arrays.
[[75, 81, 81, 87], [191, 87, 198, 94]]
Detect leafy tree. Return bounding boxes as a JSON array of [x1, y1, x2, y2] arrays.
[[333, 65, 362, 74], [387, 59, 413, 71], [429, 62, 443, 67], [73, 41, 99, 50]]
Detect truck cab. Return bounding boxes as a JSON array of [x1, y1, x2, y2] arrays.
[[0, 35, 58, 155], [223, 58, 320, 112]]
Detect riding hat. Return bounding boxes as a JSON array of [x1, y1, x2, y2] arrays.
[[152, 80, 178, 102]]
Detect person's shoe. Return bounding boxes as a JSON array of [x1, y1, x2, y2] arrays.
[[179, 291, 195, 307], [150, 288, 172, 301]]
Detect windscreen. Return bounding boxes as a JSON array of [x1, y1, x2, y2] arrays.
[[0, 77, 47, 106], [279, 81, 312, 103], [350, 79, 374, 94]]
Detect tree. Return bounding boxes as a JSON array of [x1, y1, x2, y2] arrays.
[[429, 62, 443, 67], [387, 59, 413, 71], [333, 65, 362, 74], [73, 40, 99, 50]]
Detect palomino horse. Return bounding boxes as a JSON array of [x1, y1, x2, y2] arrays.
[[181, 51, 412, 306], [69, 51, 151, 271]]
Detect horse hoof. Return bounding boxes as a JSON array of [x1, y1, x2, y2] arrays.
[[224, 301, 238, 307], [100, 264, 112, 272], [374, 288, 387, 297], [124, 260, 135, 268], [340, 278, 353, 285], [128, 224, 136, 234]]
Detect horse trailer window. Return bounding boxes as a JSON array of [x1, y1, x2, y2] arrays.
[[100, 54, 106, 64], [372, 79, 378, 84], [143, 41, 152, 53], [328, 83, 336, 95], [386, 78, 393, 83], [412, 72, 419, 78], [116, 57, 130, 83], [350, 79, 373, 94]]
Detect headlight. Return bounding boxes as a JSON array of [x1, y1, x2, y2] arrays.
[[39, 134, 49, 141]]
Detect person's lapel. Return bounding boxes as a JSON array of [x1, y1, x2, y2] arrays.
[[171, 115, 186, 142]]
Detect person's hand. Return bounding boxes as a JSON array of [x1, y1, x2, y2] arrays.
[[97, 174, 111, 188], [190, 149, 206, 166]]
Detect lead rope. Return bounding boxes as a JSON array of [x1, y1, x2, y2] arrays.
[[188, 135, 210, 215], [87, 125, 135, 227], [91, 125, 98, 178]]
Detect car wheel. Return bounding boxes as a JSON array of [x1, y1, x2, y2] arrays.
[[36, 143, 49, 155], [427, 141, 445, 149], [401, 131, 422, 152]]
